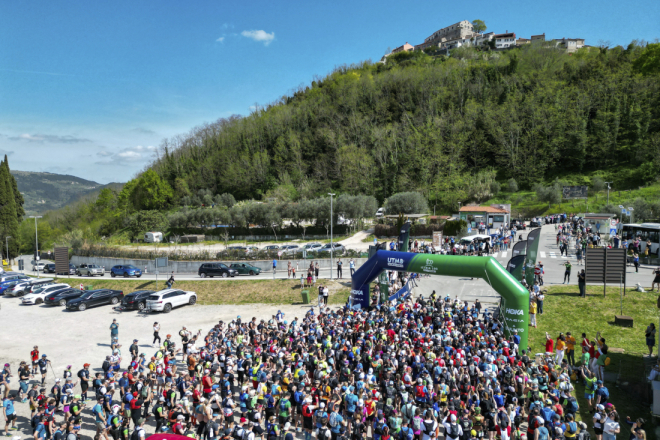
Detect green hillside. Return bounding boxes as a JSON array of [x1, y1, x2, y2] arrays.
[[149, 42, 660, 208], [12, 171, 122, 215], [19, 41, 660, 252]]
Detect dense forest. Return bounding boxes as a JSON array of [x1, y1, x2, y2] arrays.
[[19, 41, 660, 252], [151, 41, 660, 209]]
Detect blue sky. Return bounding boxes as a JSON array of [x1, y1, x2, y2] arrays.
[[1, 0, 658, 184]]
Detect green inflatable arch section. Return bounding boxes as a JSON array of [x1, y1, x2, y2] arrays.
[[351, 251, 530, 349]]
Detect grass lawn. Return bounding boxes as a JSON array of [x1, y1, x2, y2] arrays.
[[530, 285, 658, 436], [53, 278, 351, 305]]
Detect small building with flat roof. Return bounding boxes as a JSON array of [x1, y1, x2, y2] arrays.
[[459, 205, 510, 229]]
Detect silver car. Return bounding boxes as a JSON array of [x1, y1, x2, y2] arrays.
[[76, 264, 105, 277]]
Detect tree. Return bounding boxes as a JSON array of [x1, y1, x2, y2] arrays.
[[592, 176, 606, 192], [0, 158, 20, 258], [130, 170, 174, 211], [472, 19, 487, 34], [535, 183, 562, 207], [216, 193, 236, 208], [385, 192, 428, 215], [632, 43, 660, 76], [507, 178, 518, 193], [4, 156, 24, 221], [126, 210, 169, 240]]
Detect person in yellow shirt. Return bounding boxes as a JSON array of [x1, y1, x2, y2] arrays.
[[565, 332, 576, 366], [529, 299, 538, 328], [555, 334, 566, 365]]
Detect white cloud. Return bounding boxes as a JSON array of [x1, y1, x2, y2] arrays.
[[216, 36, 225, 43], [96, 145, 157, 165], [9, 133, 90, 143], [241, 30, 275, 46]]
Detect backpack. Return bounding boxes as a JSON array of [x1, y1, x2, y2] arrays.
[[401, 427, 414, 440], [374, 421, 384, 435], [423, 421, 436, 438], [447, 423, 459, 439], [329, 413, 338, 428], [302, 404, 313, 418], [412, 417, 423, 432], [567, 422, 577, 434], [599, 388, 609, 402], [130, 428, 144, 440], [415, 386, 425, 399], [566, 397, 578, 413]]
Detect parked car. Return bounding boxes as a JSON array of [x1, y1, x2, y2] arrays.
[[21, 283, 71, 305], [376, 207, 385, 218], [305, 243, 323, 252], [120, 290, 156, 311], [511, 220, 527, 230], [44, 288, 86, 306], [262, 245, 280, 254], [7, 279, 55, 297], [229, 263, 261, 276], [529, 218, 542, 227], [110, 265, 142, 278], [42, 263, 57, 273], [316, 243, 346, 254], [198, 263, 237, 278], [0, 280, 20, 296], [67, 264, 77, 275], [77, 264, 105, 277], [145, 289, 197, 313], [302, 242, 322, 250], [0, 274, 28, 284], [32, 262, 46, 271], [280, 245, 300, 255], [66, 289, 124, 311]]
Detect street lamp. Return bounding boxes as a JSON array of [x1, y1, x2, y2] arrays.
[[28, 216, 42, 278], [605, 182, 612, 205], [5, 236, 11, 267], [328, 193, 335, 280]]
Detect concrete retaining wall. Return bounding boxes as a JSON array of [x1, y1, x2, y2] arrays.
[[70, 255, 369, 274]]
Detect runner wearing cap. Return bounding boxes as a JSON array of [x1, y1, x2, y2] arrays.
[[78, 363, 90, 402]]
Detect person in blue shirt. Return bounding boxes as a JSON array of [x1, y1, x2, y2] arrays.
[[272, 260, 277, 275], [512, 330, 521, 346], [314, 403, 328, 431], [93, 397, 108, 440], [344, 391, 358, 418], [1, 394, 17, 435], [33, 416, 47, 440], [328, 410, 344, 436]]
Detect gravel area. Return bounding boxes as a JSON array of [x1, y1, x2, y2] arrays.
[[0, 296, 320, 439]]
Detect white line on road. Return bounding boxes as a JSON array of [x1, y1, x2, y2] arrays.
[[540, 252, 546, 258]]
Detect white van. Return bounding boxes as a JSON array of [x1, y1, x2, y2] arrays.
[[144, 232, 163, 243], [376, 208, 385, 218]]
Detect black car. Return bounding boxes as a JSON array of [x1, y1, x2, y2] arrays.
[[44, 288, 85, 306], [43, 263, 56, 273], [66, 289, 124, 311], [198, 263, 237, 278], [121, 290, 156, 311]]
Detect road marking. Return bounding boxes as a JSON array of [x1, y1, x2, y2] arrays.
[[540, 252, 546, 258], [549, 252, 557, 258], [501, 252, 508, 258]]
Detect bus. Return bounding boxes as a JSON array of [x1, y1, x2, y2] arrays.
[[620, 223, 660, 255]]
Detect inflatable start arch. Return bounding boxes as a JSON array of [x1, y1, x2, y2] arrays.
[[350, 250, 530, 349]]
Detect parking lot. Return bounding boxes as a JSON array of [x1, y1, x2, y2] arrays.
[[0, 294, 318, 439]]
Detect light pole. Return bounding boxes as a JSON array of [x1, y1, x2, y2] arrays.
[[605, 182, 612, 205], [5, 236, 11, 267], [628, 207, 634, 224], [29, 216, 42, 278], [328, 193, 335, 280]]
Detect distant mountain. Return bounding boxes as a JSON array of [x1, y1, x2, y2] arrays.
[[12, 171, 123, 215]]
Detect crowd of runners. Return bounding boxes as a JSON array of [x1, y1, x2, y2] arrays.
[[0, 286, 648, 440]]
